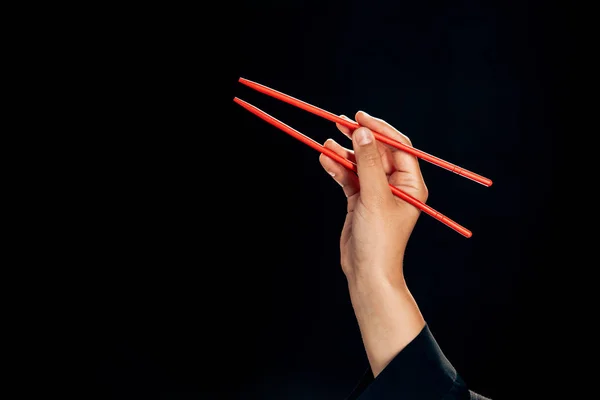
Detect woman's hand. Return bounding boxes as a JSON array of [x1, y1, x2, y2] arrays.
[[319, 111, 428, 284], [319, 111, 429, 376]]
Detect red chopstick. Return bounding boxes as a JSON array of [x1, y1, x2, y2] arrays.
[[234, 97, 472, 238], [239, 77, 492, 187]]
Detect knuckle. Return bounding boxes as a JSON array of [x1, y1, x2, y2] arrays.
[[359, 151, 379, 168]]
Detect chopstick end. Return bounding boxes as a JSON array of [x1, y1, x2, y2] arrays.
[[233, 97, 250, 109]]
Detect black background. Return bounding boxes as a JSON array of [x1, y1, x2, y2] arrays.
[[91, 0, 570, 398]]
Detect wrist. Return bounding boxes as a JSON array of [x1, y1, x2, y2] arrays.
[[345, 263, 407, 292], [347, 270, 410, 311], [346, 266, 425, 376]]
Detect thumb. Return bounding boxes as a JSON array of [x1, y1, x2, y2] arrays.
[[352, 127, 394, 209]]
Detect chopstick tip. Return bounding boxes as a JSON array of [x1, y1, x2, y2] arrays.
[[233, 97, 253, 109], [479, 178, 493, 187]]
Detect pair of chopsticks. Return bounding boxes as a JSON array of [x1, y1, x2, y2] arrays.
[[234, 77, 492, 238]]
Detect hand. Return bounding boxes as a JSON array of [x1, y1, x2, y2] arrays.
[[319, 111, 428, 284], [319, 111, 429, 375]]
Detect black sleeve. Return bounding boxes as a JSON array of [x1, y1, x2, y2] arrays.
[[345, 324, 491, 400]]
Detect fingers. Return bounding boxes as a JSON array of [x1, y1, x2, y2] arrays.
[[336, 114, 396, 175], [324, 137, 356, 163], [355, 111, 412, 145], [319, 139, 359, 198], [335, 115, 354, 138], [355, 111, 422, 177], [351, 127, 395, 210]]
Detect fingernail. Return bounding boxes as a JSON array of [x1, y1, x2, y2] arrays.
[[355, 128, 373, 145]]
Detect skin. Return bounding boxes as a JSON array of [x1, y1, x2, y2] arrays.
[[318, 111, 428, 377]]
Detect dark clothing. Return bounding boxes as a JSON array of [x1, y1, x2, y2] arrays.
[[346, 325, 490, 399]]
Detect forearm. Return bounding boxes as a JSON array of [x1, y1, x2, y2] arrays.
[[347, 269, 425, 377]]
